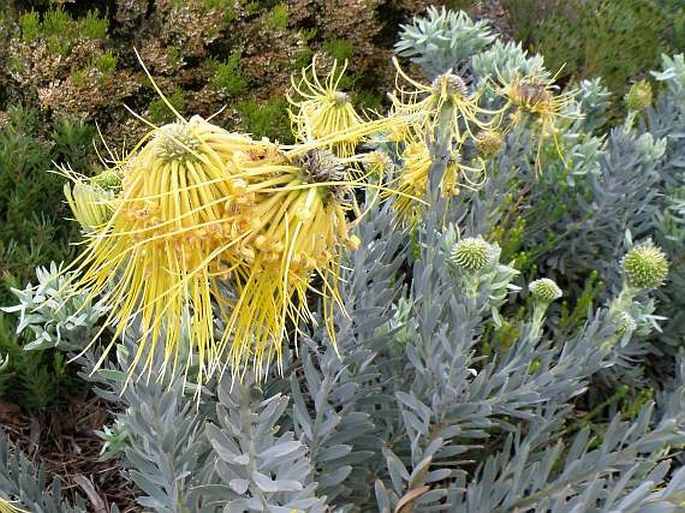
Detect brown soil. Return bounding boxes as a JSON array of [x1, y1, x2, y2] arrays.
[[1, 393, 139, 512]]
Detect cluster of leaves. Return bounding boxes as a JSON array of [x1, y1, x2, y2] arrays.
[[0, 105, 97, 410], [0, 105, 94, 303]]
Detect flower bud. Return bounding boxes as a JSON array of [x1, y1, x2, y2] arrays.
[[528, 278, 562, 303], [625, 80, 652, 113], [64, 181, 115, 232], [622, 243, 668, 289], [432, 71, 468, 100], [476, 130, 505, 157], [450, 237, 493, 272], [92, 169, 122, 191], [614, 311, 637, 335]]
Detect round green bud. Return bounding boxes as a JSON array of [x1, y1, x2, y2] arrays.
[[450, 237, 493, 272], [625, 80, 652, 113], [621, 243, 668, 289], [528, 278, 562, 303]]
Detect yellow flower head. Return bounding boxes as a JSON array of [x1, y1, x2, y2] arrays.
[[392, 141, 484, 223], [499, 72, 577, 175], [60, 51, 390, 385], [65, 115, 271, 383], [62, 109, 370, 384], [214, 148, 362, 379], [389, 56, 504, 146], [289, 56, 364, 158]]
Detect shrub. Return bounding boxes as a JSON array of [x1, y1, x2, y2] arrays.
[[3, 6, 685, 512]]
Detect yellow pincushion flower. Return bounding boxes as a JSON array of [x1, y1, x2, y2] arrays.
[[62, 108, 373, 383], [289, 56, 365, 158], [213, 148, 362, 379], [58, 50, 398, 384], [65, 115, 271, 382], [498, 72, 577, 175], [389, 56, 504, 146], [392, 141, 485, 223]]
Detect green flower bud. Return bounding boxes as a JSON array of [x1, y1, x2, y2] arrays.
[[450, 237, 494, 272], [528, 278, 562, 303], [625, 80, 652, 112], [64, 181, 116, 232], [614, 311, 637, 335], [622, 243, 668, 289]]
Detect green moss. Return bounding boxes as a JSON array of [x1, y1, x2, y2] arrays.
[[265, 3, 289, 31], [95, 51, 118, 75], [210, 52, 247, 96], [291, 45, 314, 71], [70, 69, 88, 87], [237, 97, 293, 143], [202, 0, 238, 22], [79, 10, 109, 40], [321, 39, 355, 62], [354, 90, 383, 110], [41, 7, 71, 37], [167, 46, 184, 69], [19, 11, 39, 43]]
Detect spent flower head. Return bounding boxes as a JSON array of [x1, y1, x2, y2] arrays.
[[498, 71, 577, 175], [476, 129, 505, 157], [621, 242, 669, 289]]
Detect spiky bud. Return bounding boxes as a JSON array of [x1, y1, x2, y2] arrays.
[[450, 237, 493, 272], [432, 71, 468, 100], [622, 243, 668, 289], [625, 80, 652, 113], [91, 169, 122, 191], [64, 181, 116, 232], [476, 129, 505, 157], [614, 311, 637, 335], [528, 278, 562, 303]]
